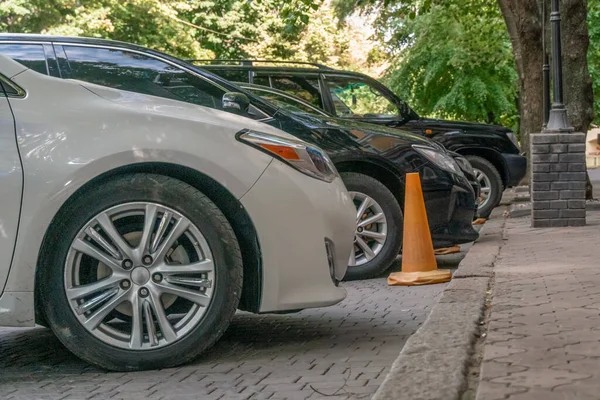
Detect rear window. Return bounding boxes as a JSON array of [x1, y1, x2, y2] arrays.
[[0, 44, 48, 75]]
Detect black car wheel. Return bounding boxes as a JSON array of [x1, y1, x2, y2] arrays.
[[341, 172, 403, 280], [38, 174, 243, 371], [466, 156, 503, 218]]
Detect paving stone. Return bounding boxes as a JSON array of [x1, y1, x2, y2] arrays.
[[551, 378, 600, 399], [475, 381, 528, 400], [0, 278, 445, 399], [478, 360, 527, 381], [506, 388, 579, 400], [475, 211, 600, 400], [490, 368, 591, 389]]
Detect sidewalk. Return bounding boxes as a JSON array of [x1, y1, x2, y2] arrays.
[[477, 210, 600, 400]]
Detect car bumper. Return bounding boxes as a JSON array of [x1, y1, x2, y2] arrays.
[[449, 152, 480, 214], [502, 153, 527, 187], [240, 159, 356, 313], [422, 176, 480, 247]]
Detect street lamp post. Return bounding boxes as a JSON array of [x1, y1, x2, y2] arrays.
[[544, 0, 573, 132], [530, 0, 586, 228], [542, 0, 550, 128]]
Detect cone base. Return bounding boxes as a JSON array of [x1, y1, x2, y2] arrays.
[[434, 246, 461, 255], [388, 269, 452, 286], [472, 218, 487, 225]]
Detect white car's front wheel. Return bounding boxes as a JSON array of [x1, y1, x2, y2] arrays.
[[38, 174, 242, 371]]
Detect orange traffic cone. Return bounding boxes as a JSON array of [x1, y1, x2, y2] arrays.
[[388, 173, 452, 286]]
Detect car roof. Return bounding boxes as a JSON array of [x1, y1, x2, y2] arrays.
[[0, 34, 150, 52], [0, 35, 372, 80], [195, 62, 373, 80]]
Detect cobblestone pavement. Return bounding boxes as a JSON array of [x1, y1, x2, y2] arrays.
[[476, 211, 600, 400], [0, 276, 446, 400]]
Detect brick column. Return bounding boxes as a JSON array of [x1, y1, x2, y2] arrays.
[[530, 132, 586, 227]]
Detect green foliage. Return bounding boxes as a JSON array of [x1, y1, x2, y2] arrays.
[[334, 0, 519, 130], [588, 0, 600, 125], [385, 1, 518, 130], [0, 0, 380, 71], [0, 0, 321, 59], [244, 0, 360, 67]]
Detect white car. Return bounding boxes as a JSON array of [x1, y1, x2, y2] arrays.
[[0, 55, 355, 371]]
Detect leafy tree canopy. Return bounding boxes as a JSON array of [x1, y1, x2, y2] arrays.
[[334, 0, 518, 130], [588, 0, 600, 125], [0, 0, 322, 59]]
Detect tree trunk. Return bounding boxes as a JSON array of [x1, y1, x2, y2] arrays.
[[497, 0, 544, 185], [561, 0, 595, 199], [498, 0, 595, 198]]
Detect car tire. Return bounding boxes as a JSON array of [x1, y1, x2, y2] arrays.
[[38, 173, 243, 371], [341, 172, 403, 281], [466, 156, 503, 219]]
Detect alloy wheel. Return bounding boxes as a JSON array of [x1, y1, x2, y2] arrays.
[[64, 202, 215, 350], [348, 191, 388, 267], [473, 168, 493, 210]]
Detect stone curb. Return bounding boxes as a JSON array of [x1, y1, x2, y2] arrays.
[[508, 199, 600, 218], [371, 207, 507, 400]]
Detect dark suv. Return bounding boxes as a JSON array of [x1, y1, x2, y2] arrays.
[[194, 60, 526, 218]]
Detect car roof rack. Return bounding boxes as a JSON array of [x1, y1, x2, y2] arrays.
[[187, 59, 333, 70]]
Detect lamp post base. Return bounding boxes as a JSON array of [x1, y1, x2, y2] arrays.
[[544, 105, 574, 133], [530, 132, 586, 228]]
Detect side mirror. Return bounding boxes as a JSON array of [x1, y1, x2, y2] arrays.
[[222, 92, 250, 115]]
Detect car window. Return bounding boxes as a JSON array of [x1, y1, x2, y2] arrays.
[[214, 69, 250, 83], [0, 44, 48, 75], [60, 46, 225, 109], [243, 87, 323, 115], [201, 67, 250, 83], [262, 75, 323, 109], [252, 74, 270, 87], [324, 76, 400, 118]]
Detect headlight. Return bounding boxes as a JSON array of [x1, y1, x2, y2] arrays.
[[238, 129, 338, 182], [454, 155, 475, 175], [413, 145, 463, 175], [506, 132, 520, 150]]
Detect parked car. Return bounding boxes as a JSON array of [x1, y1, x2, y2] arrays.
[[193, 60, 527, 218], [0, 54, 356, 371], [234, 80, 482, 210], [0, 34, 479, 280]]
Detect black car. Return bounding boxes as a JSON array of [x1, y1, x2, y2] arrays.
[[194, 60, 527, 218], [236, 81, 481, 203], [0, 34, 479, 279]]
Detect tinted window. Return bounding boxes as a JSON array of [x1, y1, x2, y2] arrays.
[[264, 75, 323, 109], [244, 87, 323, 115], [211, 69, 250, 83], [325, 76, 399, 118], [0, 44, 48, 74], [61, 46, 225, 109], [252, 75, 270, 87]]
